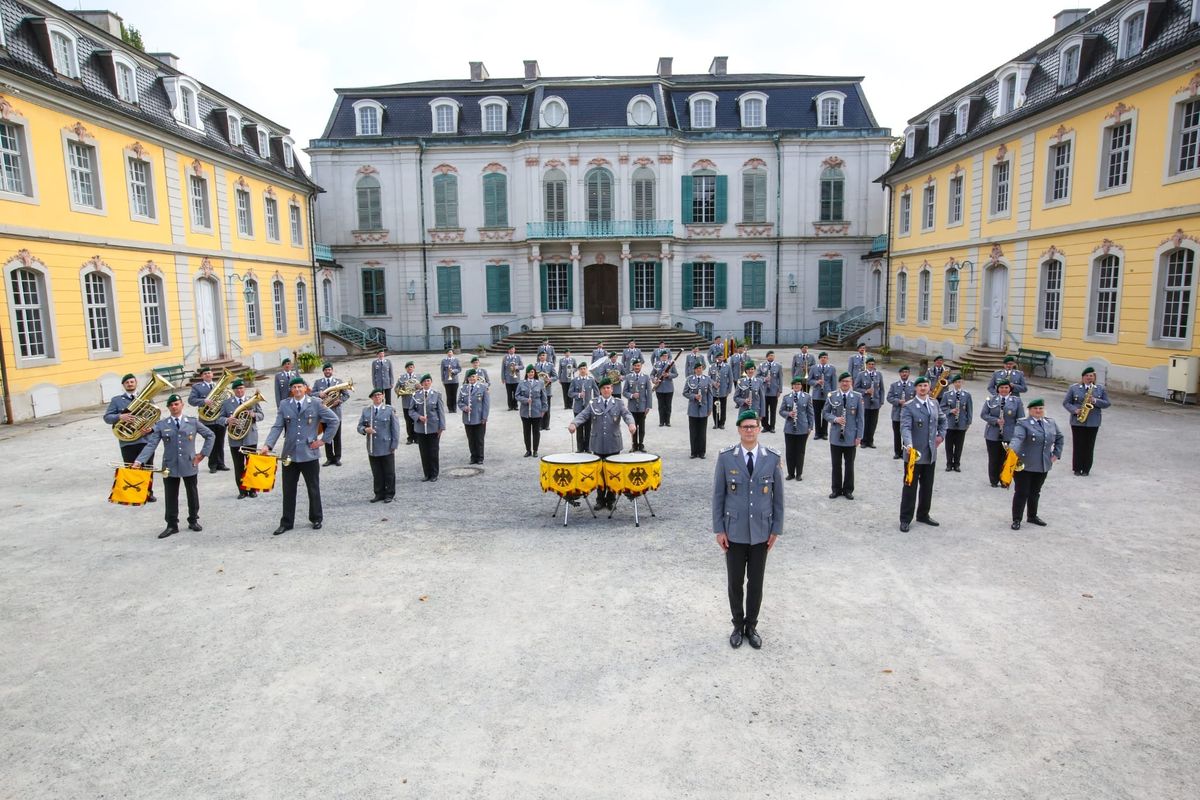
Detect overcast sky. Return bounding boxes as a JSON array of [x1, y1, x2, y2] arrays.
[[88, 0, 1078, 161]]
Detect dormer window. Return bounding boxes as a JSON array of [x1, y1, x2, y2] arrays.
[[430, 98, 459, 134], [1060, 42, 1082, 87], [47, 21, 80, 78], [627, 95, 657, 126], [282, 136, 295, 169], [904, 127, 916, 158], [738, 92, 768, 128], [815, 91, 846, 127], [352, 99, 384, 136], [993, 63, 1033, 117], [1118, 4, 1147, 59], [112, 53, 139, 104], [479, 97, 509, 133], [540, 96, 569, 129], [928, 115, 941, 148], [227, 111, 242, 146], [163, 76, 203, 131], [688, 92, 717, 129], [955, 99, 971, 135], [256, 126, 270, 159]]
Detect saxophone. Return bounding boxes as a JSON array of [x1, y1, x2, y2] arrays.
[[112, 372, 174, 441], [1076, 384, 1096, 424], [198, 369, 237, 423], [931, 370, 949, 400], [226, 390, 266, 440]]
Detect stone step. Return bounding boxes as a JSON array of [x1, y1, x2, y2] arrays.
[[487, 326, 709, 355]]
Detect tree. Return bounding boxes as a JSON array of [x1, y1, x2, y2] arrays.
[[889, 136, 905, 164], [120, 22, 145, 52]]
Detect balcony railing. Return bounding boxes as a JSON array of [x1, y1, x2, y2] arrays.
[[526, 220, 674, 239], [313, 243, 334, 261], [869, 234, 888, 253]]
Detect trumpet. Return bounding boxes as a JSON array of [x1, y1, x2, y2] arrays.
[[110, 462, 170, 478], [508, 362, 521, 379], [241, 446, 291, 466]]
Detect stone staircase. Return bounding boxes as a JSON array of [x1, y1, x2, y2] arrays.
[[186, 358, 253, 386], [486, 325, 708, 356], [950, 346, 1010, 376]]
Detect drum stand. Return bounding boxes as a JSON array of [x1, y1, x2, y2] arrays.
[[608, 492, 657, 527], [551, 494, 597, 527]]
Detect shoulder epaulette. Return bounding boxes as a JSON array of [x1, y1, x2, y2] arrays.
[[720, 443, 739, 454], [764, 446, 781, 456]]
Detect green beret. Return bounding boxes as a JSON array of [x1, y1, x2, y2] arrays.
[[934, 355, 945, 361], [405, 361, 415, 368], [370, 387, 385, 397], [899, 365, 910, 372], [950, 374, 962, 382], [1004, 356, 1016, 364], [913, 376, 929, 385], [525, 365, 537, 375], [737, 410, 759, 425], [121, 373, 136, 382], [1027, 398, 1045, 408], [995, 378, 1010, 387], [322, 362, 333, 370], [464, 369, 477, 378], [281, 357, 292, 365], [743, 359, 755, 370], [857, 344, 867, 349], [818, 352, 828, 358], [420, 373, 432, 382], [608, 351, 618, 358], [471, 356, 480, 363], [597, 376, 613, 387], [791, 376, 804, 385], [632, 359, 643, 365], [289, 376, 306, 386], [231, 379, 245, 389], [839, 372, 852, 381], [766, 350, 775, 356], [1082, 366, 1095, 376], [801, 343, 810, 348], [166, 394, 181, 404], [693, 361, 704, 369], [866, 357, 876, 364]]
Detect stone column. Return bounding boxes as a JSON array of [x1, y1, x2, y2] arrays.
[[659, 241, 672, 327], [530, 243, 543, 331], [570, 242, 583, 329], [619, 241, 632, 329]]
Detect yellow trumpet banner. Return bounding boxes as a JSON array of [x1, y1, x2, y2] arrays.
[[241, 453, 279, 492], [109, 467, 152, 506]]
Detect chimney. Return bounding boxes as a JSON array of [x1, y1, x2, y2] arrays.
[[1054, 8, 1090, 33], [469, 61, 489, 82], [149, 52, 180, 69], [73, 10, 124, 37], [524, 60, 541, 80], [657, 57, 673, 78], [709, 56, 728, 77]]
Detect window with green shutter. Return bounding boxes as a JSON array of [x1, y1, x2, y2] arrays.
[[690, 262, 724, 309], [741, 260, 766, 308], [436, 264, 462, 314], [486, 264, 510, 313], [742, 170, 766, 223], [714, 175, 728, 223], [817, 259, 843, 309], [433, 174, 458, 228], [482, 173, 508, 227], [680, 176, 694, 223], [361, 268, 386, 316]]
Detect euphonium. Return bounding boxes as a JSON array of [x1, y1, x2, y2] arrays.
[[198, 368, 237, 423], [321, 379, 354, 408], [112, 371, 174, 442], [226, 390, 266, 440], [1077, 384, 1096, 424]]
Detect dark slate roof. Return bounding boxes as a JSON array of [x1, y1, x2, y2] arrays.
[[883, 0, 1200, 179], [0, 0, 316, 189], [327, 92, 527, 138], [538, 84, 659, 128], [665, 85, 874, 130]]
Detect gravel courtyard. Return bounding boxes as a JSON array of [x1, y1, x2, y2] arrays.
[[1, 349, 1197, 799]]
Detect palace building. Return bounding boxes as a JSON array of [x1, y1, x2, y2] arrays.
[[307, 58, 891, 353], [0, 0, 320, 422], [880, 0, 1200, 393]]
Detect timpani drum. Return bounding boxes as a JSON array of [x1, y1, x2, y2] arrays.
[[601, 453, 662, 497], [540, 453, 602, 526]]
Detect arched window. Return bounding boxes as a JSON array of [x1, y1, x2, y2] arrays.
[[918, 269, 931, 323], [820, 167, 844, 222], [1088, 254, 1122, 338], [296, 280, 309, 332], [1059, 42, 1082, 86], [322, 277, 335, 320], [689, 93, 717, 129], [356, 175, 382, 230], [943, 267, 959, 325], [490, 324, 510, 344], [353, 99, 384, 136], [46, 19, 80, 78], [482, 172, 508, 227], [433, 173, 458, 228], [743, 321, 763, 345], [430, 98, 459, 134], [245, 278, 260, 337], [632, 167, 655, 223], [896, 271, 908, 322], [272, 279, 287, 334], [816, 91, 846, 127], [1118, 4, 1147, 59], [442, 325, 461, 351], [585, 168, 613, 226], [695, 321, 714, 341], [738, 92, 768, 128], [7, 261, 54, 359], [627, 95, 657, 126], [479, 97, 509, 133], [543, 169, 567, 228], [540, 97, 568, 128], [742, 167, 767, 223], [83, 270, 117, 353], [1154, 245, 1198, 342], [140, 273, 167, 347], [113, 53, 138, 104]]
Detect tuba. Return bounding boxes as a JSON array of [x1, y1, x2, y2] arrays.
[[112, 372, 174, 441], [198, 369, 237, 423], [321, 379, 354, 408], [1076, 384, 1096, 424], [226, 390, 265, 440]]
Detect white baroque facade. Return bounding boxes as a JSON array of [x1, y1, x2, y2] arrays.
[[309, 58, 892, 350]]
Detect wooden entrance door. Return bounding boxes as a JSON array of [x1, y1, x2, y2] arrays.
[[584, 264, 618, 325]]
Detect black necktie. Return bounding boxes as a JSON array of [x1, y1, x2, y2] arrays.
[[173, 417, 180, 429], [746, 451, 755, 476]]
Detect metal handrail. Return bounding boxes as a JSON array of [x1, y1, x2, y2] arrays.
[[526, 220, 674, 239], [227, 339, 244, 354], [825, 306, 883, 343]]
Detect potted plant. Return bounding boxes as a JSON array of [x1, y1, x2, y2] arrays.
[[877, 345, 893, 364], [297, 351, 322, 373]]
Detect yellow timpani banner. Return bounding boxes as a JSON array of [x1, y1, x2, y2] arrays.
[[241, 453, 279, 492], [109, 466, 153, 506]]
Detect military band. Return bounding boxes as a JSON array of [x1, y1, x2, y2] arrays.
[[592, 342, 608, 365], [926, 355, 950, 390], [825, 372, 865, 499], [458, 369, 490, 465], [981, 380, 1024, 488], [779, 376, 815, 481], [1062, 366, 1110, 476], [652, 351, 679, 427], [409, 374, 446, 482], [359, 387, 400, 503], [568, 377, 637, 510], [516, 365, 549, 457], [855, 357, 884, 449], [1008, 398, 1063, 530], [652, 340, 672, 363], [988, 356, 1028, 397], [623, 360, 652, 452], [134, 393, 214, 538], [104, 372, 158, 502], [371, 351, 395, 406], [189, 367, 229, 472], [887, 365, 916, 459], [940, 374, 972, 472], [312, 362, 349, 466], [686, 362, 713, 458], [263, 377, 341, 535], [218, 378, 264, 499], [708, 353, 733, 430], [898, 377, 947, 531], [569, 363, 599, 453], [808, 352, 836, 440], [757, 352, 783, 433]]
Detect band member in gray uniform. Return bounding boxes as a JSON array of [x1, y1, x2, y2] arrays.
[[1008, 398, 1063, 530], [263, 377, 341, 534], [396, 360, 418, 444], [708, 335, 725, 364], [457, 368, 490, 465], [708, 352, 733, 430], [468, 355, 490, 387], [940, 374, 973, 472], [569, 363, 599, 453], [809, 352, 836, 440], [371, 350, 395, 406], [1062, 366, 1111, 476], [988, 355, 1028, 397], [824, 372, 865, 499], [886, 365, 916, 459], [189, 367, 228, 472], [516, 365, 549, 457], [623, 359, 653, 451], [502, 346, 523, 411], [854, 357, 884, 448], [652, 340, 671, 362], [312, 362, 349, 466], [686, 361, 713, 458], [652, 351, 678, 427], [926, 355, 950, 389], [104, 372, 158, 502], [440, 349, 461, 420], [358, 387, 401, 503], [791, 344, 816, 382], [602, 352, 626, 398], [848, 343, 869, 384], [980, 379, 1024, 487], [409, 374, 446, 481], [779, 376, 815, 480], [686, 345, 706, 374], [712, 410, 782, 650], [535, 337, 555, 362], [622, 340, 642, 367], [757, 352, 783, 433], [733, 360, 764, 419], [558, 350, 577, 408], [218, 378, 264, 499], [134, 393, 215, 538], [274, 357, 298, 406], [533, 353, 556, 431], [568, 377, 636, 510], [899, 377, 947, 531], [728, 342, 748, 383], [592, 342, 607, 365]]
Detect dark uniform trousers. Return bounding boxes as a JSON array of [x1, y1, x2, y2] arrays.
[[945, 429, 966, 469], [862, 409, 879, 447], [415, 433, 440, 479], [540, 407, 552, 431], [688, 417, 707, 457], [763, 396, 779, 431], [505, 383, 518, 410], [465, 423, 486, 463], [656, 392, 673, 425], [813, 399, 827, 438], [403, 408, 416, 444], [830, 444, 856, 495], [207, 423, 227, 470], [324, 427, 342, 463], [383, 389, 392, 406], [1012, 471, 1048, 522], [631, 412, 647, 450], [900, 463, 935, 524], [522, 418, 541, 454], [561, 383, 572, 408], [784, 434, 808, 479], [726, 542, 768, 631], [119, 443, 156, 498], [229, 441, 249, 491], [163, 475, 200, 526], [1071, 426, 1098, 474], [711, 396, 727, 429], [443, 384, 459, 416], [892, 421, 904, 457], [369, 454, 396, 500], [574, 420, 591, 453], [281, 461, 322, 527], [986, 440, 1007, 485]]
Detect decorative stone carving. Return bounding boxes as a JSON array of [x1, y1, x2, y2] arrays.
[[594, 252, 606, 264], [544, 159, 565, 168], [525, 157, 540, 167], [812, 223, 850, 235], [925, 175, 935, 186], [65, 121, 94, 141], [140, 260, 161, 275], [691, 158, 717, 171], [588, 157, 611, 167], [995, 143, 1008, 162], [478, 228, 515, 242], [950, 164, 964, 177], [634, 157, 654, 167], [486, 258, 508, 265], [431, 164, 458, 175], [482, 162, 506, 173], [129, 142, 148, 159], [744, 158, 767, 169], [356, 165, 378, 176], [987, 244, 1005, 264], [1051, 125, 1073, 143], [736, 224, 774, 238], [427, 228, 465, 243], [657, 154, 673, 164], [1094, 238, 1119, 256], [191, 159, 204, 176], [824, 252, 844, 260], [353, 230, 390, 244], [199, 258, 217, 278], [568, 156, 580, 166], [820, 156, 845, 169], [235, 177, 250, 191], [437, 259, 457, 266], [13, 249, 42, 269], [685, 225, 723, 239], [265, 186, 276, 198], [1178, 72, 1200, 98], [744, 252, 764, 260], [0, 95, 16, 120], [618, 155, 629, 165], [1105, 102, 1134, 122], [1162, 228, 1200, 248], [1040, 245, 1063, 261]]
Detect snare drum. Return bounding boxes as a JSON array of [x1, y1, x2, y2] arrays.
[[602, 452, 662, 497], [539, 453, 602, 500]]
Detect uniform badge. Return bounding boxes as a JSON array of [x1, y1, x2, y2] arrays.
[[762, 485, 769, 495], [187, 434, 194, 441]]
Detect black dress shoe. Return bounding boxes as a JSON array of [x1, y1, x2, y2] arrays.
[[157, 526, 178, 539], [843, 492, 854, 500], [238, 491, 249, 499], [370, 496, 383, 503], [273, 525, 291, 536], [786, 475, 795, 480], [916, 516, 940, 527], [430, 476, 439, 482], [524, 451, 532, 457], [829, 491, 841, 499], [188, 522, 203, 532], [217, 465, 231, 471], [146, 495, 157, 503], [745, 628, 763, 649], [1011, 521, 1021, 530], [894, 454, 902, 460], [729, 627, 744, 649], [384, 497, 394, 503], [1027, 516, 1047, 526], [899, 521, 911, 532], [690, 454, 697, 459], [991, 482, 1000, 488], [312, 522, 323, 530], [249, 490, 258, 498], [322, 460, 334, 466], [334, 460, 343, 466], [699, 454, 706, 459]]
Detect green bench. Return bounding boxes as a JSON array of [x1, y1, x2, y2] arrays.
[[1015, 348, 1052, 377], [152, 364, 188, 388]]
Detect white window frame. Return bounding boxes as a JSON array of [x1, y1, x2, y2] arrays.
[[272, 279, 287, 335], [1117, 3, 1149, 60], [943, 266, 960, 327], [124, 148, 157, 222], [479, 96, 509, 133], [1148, 240, 1200, 346], [164, 76, 203, 131], [626, 95, 658, 127], [993, 63, 1033, 117], [296, 279, 309, 332], [189, 172, 212, 232], [235, 186, 254, 238], [896, 269, 908, 323], [955, 99, 971, 135], [139, 271, 170, 351], [1085, 250, 1124, 343], [898, 189, 912, 236], [544, 169, 567, 224], [80, 263, 121, 358], [356, 174, 382, 230], [1193, 0, 1200, 25], [816, 90, 846, 127], [227, 111, 242, 147], [264, 194, 280, 242], [989, 151, 1013, 219], [5, 258, 59, 365], [282, 136, 295, 169], [688, 92, 717, 129], [917, 268, 931, 324], [289, 201, 303, 247], [245, 278, 261, 337], [255, 126, 270, 159], [430, 97, 460, 134], [692, 262, 717, 309], [61, 131, 105, 215], [544, 262, 571, 312], [1097, 111, 1137, 197], [353, 99, 384, 136], [921, 183, 936, 231], [738, 91, 768, 128], [0, 114, 38, 204], [632, 167, 656, 222], [632, 260, 658, 310], [45, 20, 80, 78], [539, 96, 569, 129], [1164, 91, 1200, 184], [927, 115, 941, 148], [903, 127, 916, 158], [112, 53, 139, 104], [1037, 257, 1065, 339], [947, 173, 964, 227], [1044, 130, 1076, 208], [1058, 38, 1083, 87]]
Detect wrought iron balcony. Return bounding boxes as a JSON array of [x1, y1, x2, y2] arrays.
[[526, 220, 674, 239], [313, 243, 334, 261]]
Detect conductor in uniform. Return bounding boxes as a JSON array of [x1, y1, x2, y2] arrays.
[[358, 387, 400, 503], [568, 377, 636, 510], [133, 393, 215, 539], [104, 372, 157, 502], [1008, 398, 1063, 530], [712, 410, 782, 650], [262, 377, 341, 535], [409, 374, 447, 481], [1062, 366, 1110, 476], [898, 376, 947, 532], [218, 378, 264, 499]]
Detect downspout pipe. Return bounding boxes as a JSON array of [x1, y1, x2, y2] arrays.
[[773, 133, 783, 345], [0, 318, 12, 424], [308, 188, 321, 357], [883, 182, 894, 348], [418, 140, 431, 351]]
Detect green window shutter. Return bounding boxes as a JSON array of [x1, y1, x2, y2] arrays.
[[741, 261, 766, 309], [449, 266, 462, 313], [486, 264, 511, 313], [715, 262, 728, 309], [436, 265, 450, 314], [485, 264, 498, 312], [540, 262, 548, 312], [818, 260, 844, 309], [680, 176, 693, 224], [654, 261, 662, 310], [714, 175, 728, 223], [681, 262, 694, 310], [566, 263, 574, 312], [483, 174, 507, 227]]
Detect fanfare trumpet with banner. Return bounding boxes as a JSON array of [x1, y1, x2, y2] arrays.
[[198, 368, 237, 424], [238, 446, 291, 493], [111, 372, 174, 441], [999, 444, 1023, 487], [903, 445, 920, 486], [108, 462, 169, 506]]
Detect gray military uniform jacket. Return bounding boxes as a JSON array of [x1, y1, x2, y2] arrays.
[[408, 388, 447, 434], [557, 357, 576, 384], [988, 368, 1028, 396], [471, 367, 491, 386], [791, 351, 816, 380], [371, 359, 394, 395], [217, 394, 264, 446], [708, 342, 725, 363], [711, 444, 784, 545], [686, 352, 707, 373], [1009, 416, 1064, 473], [685, 374, 713, 416], [601, 361, 626, 396], [848, 352, 868, 383], [1063, 383, 1110, 428], [569, 375, 599, 413], [266, 396, 341, 463], [137, 415, 215, 478], [622, 347, 642, 366], [623, 372, 654, 413], [572, 396, 634, 456], [515, 379, 549, 418], [457, 382, 490, 425], [940, 388, 973, 431], [396, 370, 419, 409], [502, 355, 524, 384], [358, 404, 401, 455], [652, 361, 678, 393], [533, 361, 557, 384], [591, 347, 607, 364], [808, 364, 836, 401], [733, 375, 765, 417], [854, 370, 884, 410], [312, 376, 349, 419], [981, 395, 1024, 441], [728, 353, 747, 379], [757, 361, 783, 397], [104, 392, 152, 445], [537, 343, 556, 363], [823, 390, 866, 445], [901, 398, 947, 465], [887, 379, 916, 422], [779, 390, 815, 435], [708, 362, 733, 397], [440, 357, 462, 384], [273, 370, 298, 405]]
